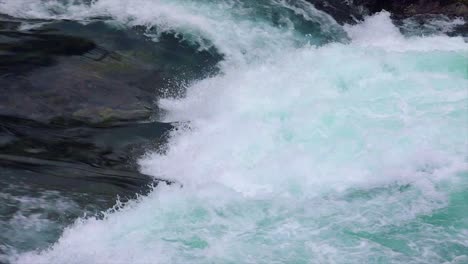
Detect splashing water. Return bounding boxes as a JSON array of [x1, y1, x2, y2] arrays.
[[1, 0, 467, 263]]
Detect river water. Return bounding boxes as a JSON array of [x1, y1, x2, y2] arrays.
[[1, 0, 467, 263]]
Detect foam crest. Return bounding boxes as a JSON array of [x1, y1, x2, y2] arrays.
[[0, 0, 88, 19], [150, 41, 467, 191], [1, 0, 342, 65], [344, 11, 467, 51]]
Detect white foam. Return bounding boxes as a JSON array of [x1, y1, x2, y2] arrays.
[[0, 0, 87, 19], [344, 11, 467, 51], [5, 2, 468, 264]]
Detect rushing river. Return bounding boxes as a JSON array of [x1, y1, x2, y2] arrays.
[[1, 0, 467, 263]]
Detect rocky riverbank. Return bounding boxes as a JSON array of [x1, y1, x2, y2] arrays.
[[0, 14, 221, 258], [307, 0, 467, 25], [0, 15, 221, 196], [354, 0, 468, 18]]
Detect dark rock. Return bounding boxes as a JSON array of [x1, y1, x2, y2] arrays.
[[0, 18, 222, 127], [0, 114, 177, 259], [305, 0, 467, 25], [0, 18, 201, 255], [352, 0, 468, 18], [0, 166, 105, 258], [0, 31, 158, 126], [0, 154, 155, 195], [0, 16, 217, 201], [0, 31, 96, 57], [0, 153, 178, 193], [38, 20, 223, 96], [0, 113, 178, 191], [0, 115, 173, 169]]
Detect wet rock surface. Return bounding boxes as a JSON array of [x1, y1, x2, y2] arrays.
[[306, 0, 467, 38], [1, 29, 155, 126], [0, 15, 220, 259], [0, 18, 169, 193], [307, 0, 467, 26], [0, 15, 220, 191], [353, 0, 468, 18], [0, 167, 113, 259], [0, 116, 174, 188]]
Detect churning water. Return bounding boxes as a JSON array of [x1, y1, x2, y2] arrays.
[[1, 0, 467, 263]]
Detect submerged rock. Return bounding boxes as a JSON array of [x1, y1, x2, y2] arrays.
[[0, 16, 220, 175], [0, 17, 213, 256], [0, 15, 220, 203], [0, 31, 157, 126], [0, 114, 175, 194], [0, 17, 222, 127], [0, 22, 216, 251], [0, 114, 176, 259]]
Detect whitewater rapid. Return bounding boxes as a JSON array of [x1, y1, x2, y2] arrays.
[[1, 0, 467, 263]]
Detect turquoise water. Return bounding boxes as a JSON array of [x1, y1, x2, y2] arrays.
[[1, 0, 467, 263]]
